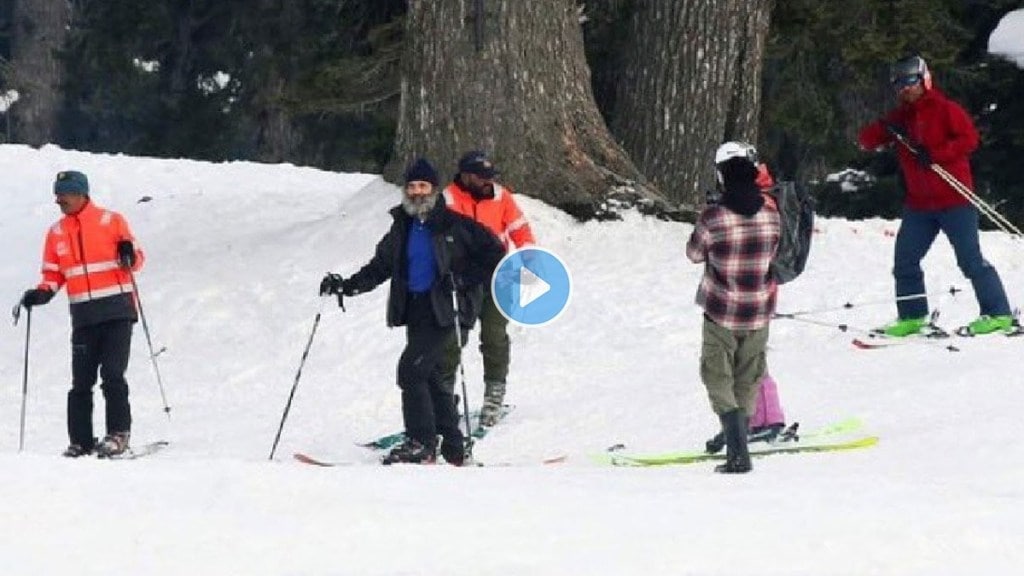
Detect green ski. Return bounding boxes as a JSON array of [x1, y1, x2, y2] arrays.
[[600, 436, 879, 467]]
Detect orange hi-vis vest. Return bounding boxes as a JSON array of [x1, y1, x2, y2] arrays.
[[442, 182, 535, 251], [38, 201, 144, 328]]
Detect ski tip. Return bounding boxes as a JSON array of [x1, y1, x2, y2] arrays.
[[852, 338, 884, 349], [293, 453, 333, 467]]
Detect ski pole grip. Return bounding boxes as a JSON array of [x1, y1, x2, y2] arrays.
[[883, 122, 920, 155]]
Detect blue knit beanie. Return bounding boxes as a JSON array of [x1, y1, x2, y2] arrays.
[[404, 158, 439, 186], [54, 170, 90, 195]]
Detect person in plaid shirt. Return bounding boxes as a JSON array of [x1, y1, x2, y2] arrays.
[[686, 141, 780, 474]]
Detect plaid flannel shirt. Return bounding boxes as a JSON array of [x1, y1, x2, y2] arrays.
[[686, 204, 780, 330]]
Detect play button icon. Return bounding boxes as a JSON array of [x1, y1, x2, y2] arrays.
[[491, 247, 571, 327]]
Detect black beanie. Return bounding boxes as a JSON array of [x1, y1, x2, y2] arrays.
[[717, 157, 764, 217], [404, 158, 439, 186]]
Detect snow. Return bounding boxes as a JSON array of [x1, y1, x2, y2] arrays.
[[0, 89, 19, 112], [989, 9, 1024, 68], [2, 144, 1023, 574], [825, 168, 874, 192]]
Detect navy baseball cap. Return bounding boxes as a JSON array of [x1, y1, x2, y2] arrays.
[[457, 150, 498, 179]]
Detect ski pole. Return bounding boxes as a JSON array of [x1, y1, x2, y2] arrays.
[[16, 306, 32, 452], [128, 269, 171, 419], [449, 273, 474, 457], [269, 295, 331, 461], [884, 125, 1022, 237], [929, 163, 1022, 236], [775, 286, 961, 318], [777, 313, 959, 352]]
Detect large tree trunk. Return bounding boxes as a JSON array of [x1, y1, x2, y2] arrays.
[[9, 0, 70, 146], [392, 0, 672, 221], [611, 0, 772, 204], [251, 0, 302, 163]]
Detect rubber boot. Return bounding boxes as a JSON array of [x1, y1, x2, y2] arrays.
[[714, 409, 752, 474]]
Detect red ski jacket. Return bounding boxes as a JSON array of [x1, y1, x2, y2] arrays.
[[859, 87, 978, 211]]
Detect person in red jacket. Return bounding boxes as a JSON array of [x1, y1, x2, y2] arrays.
[[18, 171, 144, 458], [859, 55, 1012, 337], [440, 151, 536, 428]]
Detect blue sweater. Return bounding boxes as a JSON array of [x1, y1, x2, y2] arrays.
[[406, 219, 437, 293]]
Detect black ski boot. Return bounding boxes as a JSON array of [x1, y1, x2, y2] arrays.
[[439, 434, 467, 466], [714, 409, 752, 474], [95, 431, 131, 458], [382, 438, 436, 465], [749, 423, 786, 444], [62, 442, 94, 458]]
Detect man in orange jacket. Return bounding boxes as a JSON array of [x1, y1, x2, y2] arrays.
[[441, 151, 535, 428], [18, 170, 145, 458]]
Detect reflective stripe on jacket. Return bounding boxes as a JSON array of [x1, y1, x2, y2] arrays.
[[38, 201, 144, 328], [442, 182, 535, 251]]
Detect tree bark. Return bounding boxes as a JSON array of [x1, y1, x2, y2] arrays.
[[392, 0, 672, 221], [251, 0, 301, 163], [611, 0, 772, 204], [9, 0, 70, 146]]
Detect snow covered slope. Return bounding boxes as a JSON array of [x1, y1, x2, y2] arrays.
[[1, 144, 1022, 575]]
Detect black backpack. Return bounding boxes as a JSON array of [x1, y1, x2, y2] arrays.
[[766, 181, 814, 284]]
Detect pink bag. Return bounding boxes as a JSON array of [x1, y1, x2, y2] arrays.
[[750, 374, 785, 428]]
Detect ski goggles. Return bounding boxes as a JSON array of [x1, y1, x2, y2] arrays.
[[891, 75, 922, 89]]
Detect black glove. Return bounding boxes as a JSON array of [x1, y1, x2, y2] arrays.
[[882, 120, 907, 140], [914, 147, 932, 168], [116, 240, 136, 268], [319, 273, 343, 296], [21, 288, 54, 308]]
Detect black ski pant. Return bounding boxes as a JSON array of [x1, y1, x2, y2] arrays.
[[69, 319, 133, 448], [398, 293, 464, 449]]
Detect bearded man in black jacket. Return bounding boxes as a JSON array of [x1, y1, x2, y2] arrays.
[[321, 158, 504, 465]]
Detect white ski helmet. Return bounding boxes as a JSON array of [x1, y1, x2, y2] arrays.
[[715, 141, 758, 165], [714, 141, 758, 185]]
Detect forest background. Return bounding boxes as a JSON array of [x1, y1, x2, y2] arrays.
[[1, 0, 1022, 224]]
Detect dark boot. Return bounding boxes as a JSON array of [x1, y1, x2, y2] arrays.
[[714, 409, 752, 474], [439, 434, 467, 466], [382, 437, 437, 465], [748, 423, 786, 444], [705, 429, 726, 454]]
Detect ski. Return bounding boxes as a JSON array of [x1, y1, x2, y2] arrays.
[[594, 417, 867, 466], [605, 435, 879, 467], [358, 405, 515, 450], [356, 431, 406, 451], [470, 454, 569, 467], [293, 452, 355, 467], [100, 440, 169, 460], [852, 332, 959, 352]]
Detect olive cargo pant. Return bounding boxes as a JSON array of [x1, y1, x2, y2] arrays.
[[699, 316, 769, 416]]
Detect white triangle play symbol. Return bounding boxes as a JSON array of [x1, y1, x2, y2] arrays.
[[519, 266, 550, 307]]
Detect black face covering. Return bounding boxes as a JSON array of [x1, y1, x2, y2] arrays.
[[717, 158, 764, 217]]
